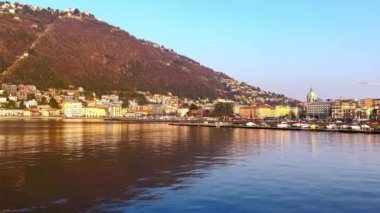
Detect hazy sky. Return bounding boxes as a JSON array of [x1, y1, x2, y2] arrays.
[[17, 0, 380, 100]]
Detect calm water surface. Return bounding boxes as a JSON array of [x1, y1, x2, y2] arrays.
[[0, 120, 380, 212]]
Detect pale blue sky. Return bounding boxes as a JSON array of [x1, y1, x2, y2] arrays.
[[15, 0, 380, 100]]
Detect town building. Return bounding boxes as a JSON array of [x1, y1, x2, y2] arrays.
[[107, 106, 122, 118], [147, 104, 164, 115], [332, 99, 358, 121], [177, 108, 190, 117], [274, 106, 291, 118], [306, 101, 332, 118], [63, 102, 83, 117], [239, 106, 276, 119], [82, 107, 106, 118]]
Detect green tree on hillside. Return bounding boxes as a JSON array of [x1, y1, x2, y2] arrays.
[[49, 97, 60, 109], [190, 103, 199, 110], [5, 100, 16, 109], [121, 99, 129, 107], [212, 103, 233, 117], [19, 100, 26, 109], [39, 97, 48, 105], [27, 93, 35, 100]]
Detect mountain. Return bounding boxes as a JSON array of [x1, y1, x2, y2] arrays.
[[0, 2, 296, 104]]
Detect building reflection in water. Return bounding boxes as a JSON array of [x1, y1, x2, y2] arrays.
[[0, 120, 379, 211]]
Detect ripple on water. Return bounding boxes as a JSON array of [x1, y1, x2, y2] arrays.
[[0, 122, 380, 212]]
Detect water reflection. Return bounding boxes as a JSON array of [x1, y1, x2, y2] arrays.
[[0, 120, 379, 212]]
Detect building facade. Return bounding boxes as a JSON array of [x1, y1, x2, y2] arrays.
[[63, 102, 83, 117], [332, 99, 358, 121], [306, 101, 332, 118]]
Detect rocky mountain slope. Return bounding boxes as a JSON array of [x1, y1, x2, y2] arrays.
[[0, 2, 295, 104]]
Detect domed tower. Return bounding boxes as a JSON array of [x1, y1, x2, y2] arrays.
[[307, 87, 317, 103]]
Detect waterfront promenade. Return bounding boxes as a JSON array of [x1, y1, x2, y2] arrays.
[[169, 122, 380, 134]]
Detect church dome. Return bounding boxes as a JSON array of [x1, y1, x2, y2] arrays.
[[307, 88, 317, 103]]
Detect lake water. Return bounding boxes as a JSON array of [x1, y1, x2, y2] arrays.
[[0, 120, 380, 212]]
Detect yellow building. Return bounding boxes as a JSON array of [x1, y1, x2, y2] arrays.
[[239, 106, 298, 119], [121, 108, 129, 117], [239, 106, 275, 119], [82, 107, 106, 118], [274, 106, 291, 118], [255, 106, 275, 119], [23, 110, 32, 117]]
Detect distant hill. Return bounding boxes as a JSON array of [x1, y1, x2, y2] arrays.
[[0, 2, 296, 104]]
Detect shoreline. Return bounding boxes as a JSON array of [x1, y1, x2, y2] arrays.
[[169, 122, 380, 135], [0, 117, 379, 135]]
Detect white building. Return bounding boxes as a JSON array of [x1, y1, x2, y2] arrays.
[[0, 97, 7, 104], [177, 108, 189, 117], [63, 102, 83, 117], [25, 99, 38, 108], [107, 106, 122, 118]]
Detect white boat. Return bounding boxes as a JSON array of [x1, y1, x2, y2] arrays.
[[326, 124, 337, 129], [277, 122, 289, 128], [350, 125, 361, 131], [361, 124, 371, 130], [292, 123, 302, 128], [246, 122, 257, 127]]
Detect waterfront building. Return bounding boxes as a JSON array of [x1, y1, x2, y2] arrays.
[[239, 106, 276, 119], [63, 102, 83, 117], [164, 105, 177, 116], [233, 104, 246, 115], [239, 106, 254, 119], [107, 106, 122, 118], [306, 101, 332, 118], [274, 106, 291, 118], [177, 108, 190, 117], [332, 99, 358, 121], [121, 108, 129, 117], [82, 107, 106, 118], [147, 104, 164, 115], [254, 106, 276, 119], [0, 109, 25, 117], [23, 110, 32, 117]]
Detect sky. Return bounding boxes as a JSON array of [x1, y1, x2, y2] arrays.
[[15, 0, 380, 101]]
